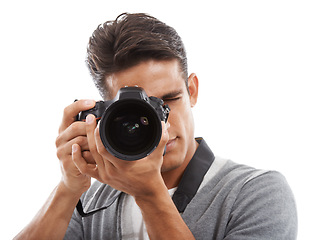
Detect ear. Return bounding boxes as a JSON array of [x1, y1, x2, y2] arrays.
[[187, 73, 199, 107]]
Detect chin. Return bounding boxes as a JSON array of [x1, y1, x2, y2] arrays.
[[160, 151, 185, 173]]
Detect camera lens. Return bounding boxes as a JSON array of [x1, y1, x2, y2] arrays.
[[99, 99, 161, 160], [123, 122, 140, 135], [140, 117, 149, 126]]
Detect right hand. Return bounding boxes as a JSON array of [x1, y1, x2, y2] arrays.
[[55, 99, 96, 195]]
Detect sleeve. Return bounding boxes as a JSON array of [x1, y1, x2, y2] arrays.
[[63, 207, 84, 240], [224, 171, 297, 240]]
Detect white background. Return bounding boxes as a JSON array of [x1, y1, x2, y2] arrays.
[[1, 0, 321, 239]]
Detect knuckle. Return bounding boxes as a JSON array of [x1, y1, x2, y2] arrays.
[[56, 149, 62, 160], [71, 121, 85, 133], [69, 122, 78, 132], [56, 146, 64, 160], [63, 105, 71, 117], [75, 136, 87, 147], [82, 151, 94, 162], [55, 135, 62, 148]]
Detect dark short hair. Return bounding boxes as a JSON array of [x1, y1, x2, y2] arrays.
[[86, 13, 188, 99]]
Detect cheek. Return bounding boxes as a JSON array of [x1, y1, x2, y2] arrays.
[[168, 103, 194, 137]]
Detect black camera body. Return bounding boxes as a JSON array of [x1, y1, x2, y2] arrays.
[[77, 86, 170, 161]]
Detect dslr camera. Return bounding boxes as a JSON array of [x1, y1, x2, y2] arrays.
[[77, 86, 170, 161]]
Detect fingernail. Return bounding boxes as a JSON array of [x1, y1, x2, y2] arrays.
[[72, 144, 77, 153], [86, 114, 94, 124], [85, 100, 94, 106]]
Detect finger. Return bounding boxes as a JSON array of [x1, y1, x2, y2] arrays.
[[56, 136, 90, 160], [56, 122, 87, 146], [86, 114, 106, 170], [72, 143, 99, 179], [82, 151, 96, 164], [94, 122, 117, 170], [59, 99, 96, 133], [152, 121, 170, 157]]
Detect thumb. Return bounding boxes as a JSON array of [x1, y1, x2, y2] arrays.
[[155, 121, 170, 156]]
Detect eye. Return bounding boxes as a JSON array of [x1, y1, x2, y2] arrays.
[[163, 97, 181, 102]]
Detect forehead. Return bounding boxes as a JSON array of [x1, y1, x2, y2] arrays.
[[105, 59, 185, 99]]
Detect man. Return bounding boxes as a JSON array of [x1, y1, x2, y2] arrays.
[[15, 13, 297, 239]]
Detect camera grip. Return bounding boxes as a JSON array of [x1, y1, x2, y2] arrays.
[[77, 101, 106, 122]]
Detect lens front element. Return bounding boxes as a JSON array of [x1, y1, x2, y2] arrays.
[[99, 99, 162, 160]]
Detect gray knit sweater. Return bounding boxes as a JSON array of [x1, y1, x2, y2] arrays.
[[65, 152, 297, 239]]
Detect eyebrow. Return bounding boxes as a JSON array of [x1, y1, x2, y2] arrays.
[[160, 89, 183, 99]]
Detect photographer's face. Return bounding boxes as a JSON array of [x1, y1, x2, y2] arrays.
[[105, 59, 199, 183]]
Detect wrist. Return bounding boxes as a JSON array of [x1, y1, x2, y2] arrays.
[[132, 173, 167, 201], [133, 184, 195, 240], [134, 184, 172, 209], [58, 180, 84, 201]]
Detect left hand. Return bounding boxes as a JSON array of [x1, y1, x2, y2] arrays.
[[72, 114, 170, 198]]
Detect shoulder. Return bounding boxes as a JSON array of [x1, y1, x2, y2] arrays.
[[201, 157, 294, 195], [228, 167, 297, 239], [206, 158, 298, 239]]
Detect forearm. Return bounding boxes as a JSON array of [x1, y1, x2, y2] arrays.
[[135, 187, 195, 240], [14, 181, 82, 240]]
